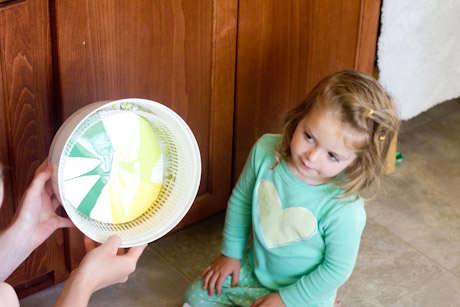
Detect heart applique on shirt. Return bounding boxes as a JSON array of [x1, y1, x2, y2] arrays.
[[258, 181, 317, 248]]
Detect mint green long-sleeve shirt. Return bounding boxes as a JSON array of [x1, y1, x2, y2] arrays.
[[221, 134, 366, 306]]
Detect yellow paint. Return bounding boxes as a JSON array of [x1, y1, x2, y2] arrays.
[[109, 116, 163, 223]]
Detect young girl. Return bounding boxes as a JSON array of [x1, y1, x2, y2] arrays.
[[183, 70, 399, 307]]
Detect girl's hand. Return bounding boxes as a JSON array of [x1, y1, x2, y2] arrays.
[[200, 254, 240, 296], [251, 293, 286, 307]]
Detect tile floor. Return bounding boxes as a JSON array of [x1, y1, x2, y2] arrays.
[[21, 98, 460, 306]]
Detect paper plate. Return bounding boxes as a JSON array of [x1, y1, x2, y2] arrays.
[[49, 99, 201, 247]]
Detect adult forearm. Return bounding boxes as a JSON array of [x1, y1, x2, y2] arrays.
[[54, 269, 93, 307], [0, 282, 20, 307], [0, 225, 34, 281]]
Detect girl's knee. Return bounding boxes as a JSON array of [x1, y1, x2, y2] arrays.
[[183, 278, 231, 306]]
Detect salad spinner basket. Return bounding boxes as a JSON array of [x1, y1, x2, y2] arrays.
[[49, 98, 201, 247]]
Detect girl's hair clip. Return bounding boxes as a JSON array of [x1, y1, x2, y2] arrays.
[[379, 135, 386, 141], [369, 109, 374, 115]]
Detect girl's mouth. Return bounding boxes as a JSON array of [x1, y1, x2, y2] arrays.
[[302, 161, 313, 171]]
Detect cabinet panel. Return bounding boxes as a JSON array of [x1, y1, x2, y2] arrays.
[[0, 0, 67, 296], [233, 0, 381, 180], [52, 0, 225, 195], [52, 0, 237, 268]]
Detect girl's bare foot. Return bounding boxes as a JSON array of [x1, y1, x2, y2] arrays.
[[334, 298, 342, 307]]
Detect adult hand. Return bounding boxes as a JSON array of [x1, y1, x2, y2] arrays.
[[55, 235, 147, 306], [251, 293, 286, 307], [200, 254, 240, 296], [0, 158, 73, 281], [13, 158, 74, 251], [84, 234, 127, 255], [77, 235, 146, 292]]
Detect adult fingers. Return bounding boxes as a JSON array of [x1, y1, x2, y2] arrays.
[[35, 158, 49, 175], [125, 243, 147, 261], [30, 164, 53, 193], [52, 195, 62, 211], [45, 179, 53, 195], [56, 216, 75, 229]]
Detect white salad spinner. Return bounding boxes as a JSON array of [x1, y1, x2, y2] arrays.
[[49, 99, 201, 247]]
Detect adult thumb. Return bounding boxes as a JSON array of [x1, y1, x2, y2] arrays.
[[102, 235, 122, 253]]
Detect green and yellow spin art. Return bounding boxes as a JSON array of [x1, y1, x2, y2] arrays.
[[62, 111, 163, 224]]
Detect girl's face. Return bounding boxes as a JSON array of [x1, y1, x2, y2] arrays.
[[286, 105, 357, 185]]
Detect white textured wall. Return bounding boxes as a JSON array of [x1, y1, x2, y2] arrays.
[[377, 0, 460, 120]]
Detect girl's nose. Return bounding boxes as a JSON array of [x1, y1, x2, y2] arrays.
[[306, 147, 320, 163]]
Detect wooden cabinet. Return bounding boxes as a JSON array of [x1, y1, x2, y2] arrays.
[[1, 0, 237, 295], [233, 0, 381, 180], [0, 0, 67, 296], [0, 0, 380, 297], [51, 0, 237, 270]]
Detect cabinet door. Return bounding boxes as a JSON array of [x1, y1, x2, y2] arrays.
[[0, 0, 68, 296], [51, 0, 237, 268], [233, 0, 381, 180]]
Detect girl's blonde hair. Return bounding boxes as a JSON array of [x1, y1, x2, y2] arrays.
[[275, 70, 400, 200]]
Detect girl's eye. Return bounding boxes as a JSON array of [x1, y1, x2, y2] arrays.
[[328, 152, 339, 162], [304, 132, 313, 142]]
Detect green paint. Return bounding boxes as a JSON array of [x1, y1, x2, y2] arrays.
[[66, 114, 114, 216], [77, 177, 108, 216]]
